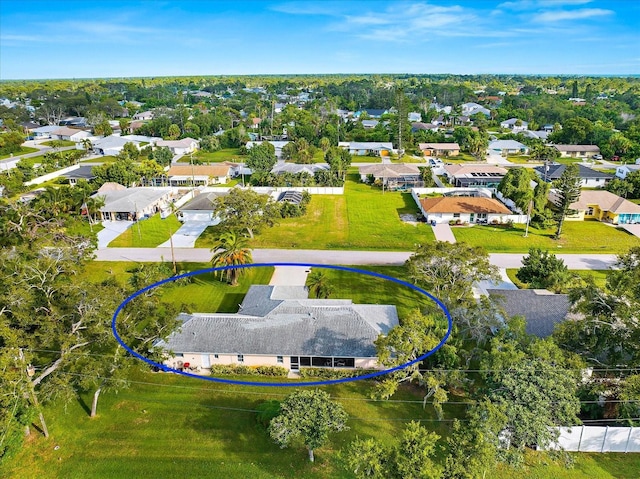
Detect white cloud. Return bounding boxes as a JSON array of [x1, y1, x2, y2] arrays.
[[498, 0, 593, 10], [533, 8, 614, 22]]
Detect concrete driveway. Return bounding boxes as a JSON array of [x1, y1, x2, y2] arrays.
[[97, 221, 133, 248], [158, 221, 213, 248], [621, 224, 640, 239]]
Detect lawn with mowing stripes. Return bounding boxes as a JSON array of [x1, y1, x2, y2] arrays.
[[108, 213, 182, 247], [204, 175, 435, 251], [506, 268, 609, 290], [452, 221, 639, 253]]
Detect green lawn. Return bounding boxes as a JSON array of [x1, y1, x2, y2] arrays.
[[81, 155, 117, 164], [3, 369, 639, 479], [41, 140, 76, 147], [452, 221, 639, 254], [0, 146, 39, 160], [0, 370, 457, 479], [108, 213, 182, 247], [198, 175, 435, 251], [183, 148, 248, 163]]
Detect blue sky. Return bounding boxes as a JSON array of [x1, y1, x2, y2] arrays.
[[1, 0, 638, 79]]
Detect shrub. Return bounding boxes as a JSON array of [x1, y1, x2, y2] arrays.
[[298, 367, 377, 379], [209, 364, 288, 377]]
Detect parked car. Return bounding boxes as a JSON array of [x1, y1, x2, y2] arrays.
[[593, 154, 603, 160]]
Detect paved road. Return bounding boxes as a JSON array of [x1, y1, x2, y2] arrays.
[[94, 247, 618, 269]]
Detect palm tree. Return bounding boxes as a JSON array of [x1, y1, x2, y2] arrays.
[[306, 270, 333, 299], [210, 231, 253, 286]]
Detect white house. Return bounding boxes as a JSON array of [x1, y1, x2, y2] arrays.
[[132, 110, 154, 121], [156, 285, 399, 373], [338, 141, 393, 156], [417, 195, 519, 224], [488, 140, 529, 155], [554, 145, 601, 159], [500, 118, 529, 132], [155, 138, 199, 155], [51, 126, 91, 142], [408, 112, 422, 122], [92, 135, 142, 156], [93, 186, 174, 221], [615, 164, 640, 179], [461, 102, 491, 117], [166, 163, 234, 186], [31, 125, 60, 139], [176, 191, 224, 223]]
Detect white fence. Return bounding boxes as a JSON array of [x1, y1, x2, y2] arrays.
[[542, 426, 640, 453], [201, 186, 344, 195], [25, 164, 80, 186]]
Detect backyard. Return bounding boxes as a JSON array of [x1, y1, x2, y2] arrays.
[[181, 148, 247, 163]]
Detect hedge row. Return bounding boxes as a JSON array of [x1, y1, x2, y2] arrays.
[[298, 367, 378, 379], [209, 364, 288, 377]]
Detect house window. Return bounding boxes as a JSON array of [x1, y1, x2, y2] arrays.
[[237, 354, 244, 363], [214, 354, 219, 359], [453, 213, 460, 218], [175, 353, 184, 358], [277, 356, 283, 364], [586, 207, 594, 216]]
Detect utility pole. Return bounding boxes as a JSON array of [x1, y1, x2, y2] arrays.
[[18, 349, 49, 438], [524, 199, 533, 237]]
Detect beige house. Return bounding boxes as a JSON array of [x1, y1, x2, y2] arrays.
[[418, 142, 460, 157], [418, 196, 514, 224], [554, 145, 600, 158], [549, 189, 640, 225], [156, 137, 199, 155], [157, 285, 399, 373], [167, 163, 235, 186]]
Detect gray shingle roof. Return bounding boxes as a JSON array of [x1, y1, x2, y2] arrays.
[[94, 187, 171, 213], [488, 289, 571, 337], [534, 163, 613, 180], [157, 285, 399, 357]]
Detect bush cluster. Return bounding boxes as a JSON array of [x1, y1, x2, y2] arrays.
[[298, 367, 377, 379]]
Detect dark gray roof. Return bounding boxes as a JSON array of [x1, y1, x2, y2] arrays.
[[278, 191, 304, 204], [488, 289, 571, 337], [158, 285, 399, 357], [179, 192, 226, 211], [534, 164, 613, 180], [62, 165, 95, 180]]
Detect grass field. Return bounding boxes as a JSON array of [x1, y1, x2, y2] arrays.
[[108, 213, 182, 247], [198, 175, 435, 250], [3, 369, 639, 479], [452, 221, 639, 253], [182, 148, 248, 163], [41, 140, 76, 147]]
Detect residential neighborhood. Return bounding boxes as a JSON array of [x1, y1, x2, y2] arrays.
[[1, 1, 640, 476]]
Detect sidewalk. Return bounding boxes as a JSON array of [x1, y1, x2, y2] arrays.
[[431, 223, 456, 243]]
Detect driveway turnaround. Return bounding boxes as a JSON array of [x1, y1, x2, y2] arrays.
[[96, 221, 133, 249], [157, 221, 213, 248]]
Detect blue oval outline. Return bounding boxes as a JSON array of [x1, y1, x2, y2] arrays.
[[111, 262, 453, 387]]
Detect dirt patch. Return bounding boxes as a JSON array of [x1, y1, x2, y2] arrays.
[[399, 213, 418, 225]]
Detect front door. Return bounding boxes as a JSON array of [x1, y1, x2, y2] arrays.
[[201, 354, 211, 368], [470, 213, 475, 222], [290, 357, 299, 371]]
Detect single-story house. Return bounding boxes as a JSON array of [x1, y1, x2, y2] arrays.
[[339, 141, 393, 156], [132, 110, 154, 121], [361, 119, 379, 129], [354, 109, 388, 119], [92, 186, 173, 221], [408, 112, 422, 122], [554, 145, 601, 158], [245, 140, 290, 159], [615, 164, 640, 179], [62, 165, 95, 186], [548, 189, 640, 225], [488, 139, 529, 155], [411, 122, 440, 132], [359, 163, 421, 188], [418, 142, 460, 157], [521, 130, 550, 141], [59, 117, 88, 127], [500, 118, 529, 132], [488, 289, 571, 337], [534, 163, 613, 188], [167, 163, 234, 186], [271, 163, 329, 176], [156, 285, 399, 373], [417, 196, 513, 224], [155, 138, 199, 155], [443, 164, 508, 188], [461, 102, 491, 117], [51, 126, 91, 142], [177, 191, 225, 223], [21, 121, 41, 133], [92, 135, 142, 156], [121, 134, 162, 146], [31, 125, 60, 139]]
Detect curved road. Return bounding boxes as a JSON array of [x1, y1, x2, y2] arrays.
[[94, 247, 618, 270]]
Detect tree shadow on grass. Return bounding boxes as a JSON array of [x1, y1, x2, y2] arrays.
[[76, 394, 91, 416], [397, 192, 420, 215]]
